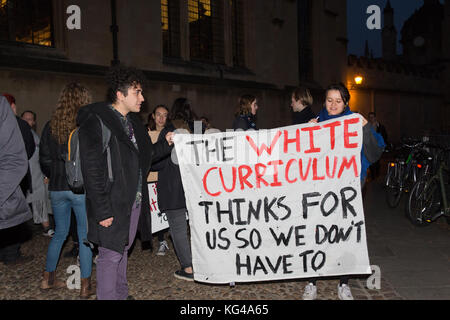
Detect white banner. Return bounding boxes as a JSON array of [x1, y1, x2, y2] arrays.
[[174, 114, 372, 284], [147, 182, 169, 234]]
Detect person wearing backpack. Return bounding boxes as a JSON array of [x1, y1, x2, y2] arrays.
[[39, 83, 95, 298], [77, 65, 174, 300]]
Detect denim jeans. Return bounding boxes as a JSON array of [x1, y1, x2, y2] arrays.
[[45, 191, 92, 278]]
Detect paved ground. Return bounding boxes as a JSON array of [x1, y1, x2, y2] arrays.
[[0, 173, 448, 302]]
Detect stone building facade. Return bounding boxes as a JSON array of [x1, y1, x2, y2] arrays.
[[0, 0, 347, 133], [347, 0, 450, 144]]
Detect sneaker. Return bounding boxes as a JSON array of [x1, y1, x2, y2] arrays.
[[156, 241, 169, 256], [174, 269, 194, 282], [302, 283, 317, 300], [337, 284, 354, 300], [42, 228, 55, 237]]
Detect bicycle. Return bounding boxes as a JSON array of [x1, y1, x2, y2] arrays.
[[384, 140, 431, 208], [407, 146, 450, 226]]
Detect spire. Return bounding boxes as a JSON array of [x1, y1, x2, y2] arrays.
[[364, 40, 370, 57], [384, 0, 393, 12]]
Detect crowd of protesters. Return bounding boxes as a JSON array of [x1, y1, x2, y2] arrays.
[[0, 64, 385, 300]]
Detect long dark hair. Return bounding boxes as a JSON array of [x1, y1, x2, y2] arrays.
[[325, 83, 351, 106], [147, 104, 169, 131]]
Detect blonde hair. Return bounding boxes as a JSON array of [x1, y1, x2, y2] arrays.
[[50, 83, 91, 144], [292, 87, 313, 107]]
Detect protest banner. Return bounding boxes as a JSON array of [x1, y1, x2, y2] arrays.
[[174, 114, 372, 284], [147, 182, 169, 234]]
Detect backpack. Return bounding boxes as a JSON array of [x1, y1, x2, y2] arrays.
[[65, 115, 113, 193]]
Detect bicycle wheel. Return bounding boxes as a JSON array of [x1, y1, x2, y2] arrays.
[[385, 166, 403, 208], [407, 176, 440, 226]]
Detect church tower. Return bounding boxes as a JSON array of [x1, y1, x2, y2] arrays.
[[382, 0, 397, 60]]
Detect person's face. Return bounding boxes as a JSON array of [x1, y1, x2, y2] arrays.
[[325, 90, 346, 116], [21, 112, 35, 128], [152, 107, 168, 129], [117, 84, 145, 114], [251, 100, 258, 115], [291, 95, 304, 112], [368, 114, 376, 123]]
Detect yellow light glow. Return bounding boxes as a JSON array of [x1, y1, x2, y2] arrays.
[[188, 0, 211, 22], [354, 75, 364, 85]]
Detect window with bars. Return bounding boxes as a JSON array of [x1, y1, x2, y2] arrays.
[[188, 0, 224, 64], [0, 0, 54, 47], [161, 0, 180, 58], [230, 0, 245, 67]]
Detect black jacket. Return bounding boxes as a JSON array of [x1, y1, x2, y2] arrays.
[[77, 102, 172, 253], [39, 121, 72, 192], [152, 120, 196, 213], [232, 114, 257, 131], [292, 106, 316, 125], [16, 116, 35, 195]]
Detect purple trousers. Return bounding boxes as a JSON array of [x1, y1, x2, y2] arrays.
[[96, 202, 141, 300]]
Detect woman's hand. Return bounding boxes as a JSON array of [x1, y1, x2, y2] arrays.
[[165, 132, 175, 146], [309, 117, 319, 124], [99, 217, 113, 228]]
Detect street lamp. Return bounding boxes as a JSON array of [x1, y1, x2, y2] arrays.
[[354, 75, 364, 85]]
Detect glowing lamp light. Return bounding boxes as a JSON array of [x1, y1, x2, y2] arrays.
[[354, 75, 364, 85]]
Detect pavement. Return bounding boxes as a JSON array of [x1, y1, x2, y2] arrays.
[[0, 173, 448, 302]]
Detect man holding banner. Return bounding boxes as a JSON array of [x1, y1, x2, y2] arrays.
[[173, 83, 384, 300]]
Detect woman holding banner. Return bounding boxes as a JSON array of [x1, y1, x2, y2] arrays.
[[147, 105, 170, 256], [152, 98, 198, 281], [303, 83, 385, 300]]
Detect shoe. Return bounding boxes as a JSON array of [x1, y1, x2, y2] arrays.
[[80, 277, 96, 299], [40, 271, 66, 290], [156, 240, 169, 256], [3, 254, 34, 266], [126, 295, 135, 300], [174, 269, 194, 282], [302, 283, 317, 300], [42, 228, 55, 237], [337, 284, 354, 300]]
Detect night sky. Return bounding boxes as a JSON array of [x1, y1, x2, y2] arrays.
[[347, 0, 445, 58]]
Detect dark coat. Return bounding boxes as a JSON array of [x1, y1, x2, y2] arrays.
[[232, 114, 257, 131], [152, 120, 194, 212], [39, 121, 72, 192], [292, 106, 316, 125], [77, 102, 172, 254], [0, 97, 31, 230], [16, 116, 35, 195]]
